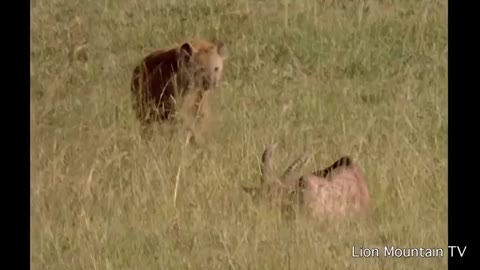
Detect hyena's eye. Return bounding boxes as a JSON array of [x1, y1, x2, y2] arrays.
[[214, 67, 219, 72]]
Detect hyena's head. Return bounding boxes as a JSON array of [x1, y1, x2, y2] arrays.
[[178, 39, 228, 91]]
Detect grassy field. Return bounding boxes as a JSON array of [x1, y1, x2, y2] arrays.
[[30, 0, 447, 269]]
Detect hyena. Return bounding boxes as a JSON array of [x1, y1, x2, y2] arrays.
[[130, 39, 228, 143]]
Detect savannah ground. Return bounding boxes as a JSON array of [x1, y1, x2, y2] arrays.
[[30, 0, 447, 269]]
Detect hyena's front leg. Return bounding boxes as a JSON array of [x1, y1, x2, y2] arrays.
[[190, 91, 212, 145]]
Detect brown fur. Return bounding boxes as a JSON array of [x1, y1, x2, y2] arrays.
[[242, 144, 370, 220], [130, 39, 228, 141], [299, 157, 370, 219]]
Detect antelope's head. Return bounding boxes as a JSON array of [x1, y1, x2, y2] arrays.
[[241, 144, 370, 220]]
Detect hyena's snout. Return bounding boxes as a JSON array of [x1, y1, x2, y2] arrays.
[[201, 75, 221, 91]]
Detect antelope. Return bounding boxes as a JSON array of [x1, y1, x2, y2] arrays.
[[242, 143, 370, 219]]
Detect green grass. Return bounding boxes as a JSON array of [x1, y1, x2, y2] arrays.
[[30, 0, 447, 269]]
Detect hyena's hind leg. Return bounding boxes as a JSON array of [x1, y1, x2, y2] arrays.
[[138, 117, 156, 141], [131, 92, 154, 141]]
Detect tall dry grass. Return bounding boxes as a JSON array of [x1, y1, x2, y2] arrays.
[[31, 0, 447, 269]]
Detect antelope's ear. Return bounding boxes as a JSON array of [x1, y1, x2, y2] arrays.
[[179, 42, 194, 62]]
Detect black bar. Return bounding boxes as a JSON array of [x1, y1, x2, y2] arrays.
[[5, 0, 31, 268], [448, 1, 475, 268]]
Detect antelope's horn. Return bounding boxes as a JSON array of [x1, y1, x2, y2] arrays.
[[280, 151, 311, 183], [261, 143, 278, 184]]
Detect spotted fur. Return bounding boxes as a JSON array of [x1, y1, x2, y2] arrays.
[[130, 39, 228, 141]]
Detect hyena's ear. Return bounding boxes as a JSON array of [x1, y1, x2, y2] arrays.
[[179, 42, 194, 62], [215, 40, 228, 59]]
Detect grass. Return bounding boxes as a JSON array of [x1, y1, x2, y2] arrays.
[[30, 0, 447, 269]]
